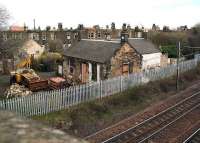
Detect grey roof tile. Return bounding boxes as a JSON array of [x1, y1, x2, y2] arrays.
[[128, 38, 160, 54], [64, 40, 121, 63]]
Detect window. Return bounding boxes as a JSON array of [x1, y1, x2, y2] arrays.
[[68, 44, 71, 47], [67, 33, 71, 39], [88, 33, 91, 39], [42, 33, 46, 40], [98, 32, 101, 38], [91, 33, 94, 39], [88, 32, 95, 39], [92, 63, 97, 81], [69, 58, 75, 74], [51, 33, 55, 40], [122, 62, 133, 75], [122, 63, 129, 75]]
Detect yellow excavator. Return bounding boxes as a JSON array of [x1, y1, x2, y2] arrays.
[[16, 56, 31, 69], [10, 55, 34, 84]]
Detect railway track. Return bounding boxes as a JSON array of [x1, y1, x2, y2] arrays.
[[183, 128, 200, 143], [100, 91, 200, 143]]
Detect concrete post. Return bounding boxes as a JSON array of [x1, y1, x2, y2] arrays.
[[97, 64, 100, 82], [89, 62, 92, 82]]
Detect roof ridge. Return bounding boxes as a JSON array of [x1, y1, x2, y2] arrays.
[[81, 39, 120, 43]]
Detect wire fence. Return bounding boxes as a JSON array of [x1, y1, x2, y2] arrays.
[[0, 58, 199, 116]]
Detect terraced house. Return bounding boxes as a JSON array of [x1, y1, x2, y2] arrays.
[[0, 23, 79, 48], [0, 23, 146, 47]]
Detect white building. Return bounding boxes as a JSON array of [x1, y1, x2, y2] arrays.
[[19, 39, 45, 59], [128, 38, 162, 70]]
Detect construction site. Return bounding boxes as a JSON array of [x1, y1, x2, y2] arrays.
[[0, 40, 75, 99]]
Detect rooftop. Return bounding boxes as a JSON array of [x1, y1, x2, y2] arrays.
[[64, 38, 160, 63], [64, 39, 121, 63]]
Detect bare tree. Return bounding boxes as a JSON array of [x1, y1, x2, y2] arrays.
[[0, 5, 9, 59], [0, 5, 9, 28]]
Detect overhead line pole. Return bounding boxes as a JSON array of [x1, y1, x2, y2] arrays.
[[176, 41, 181, 91]]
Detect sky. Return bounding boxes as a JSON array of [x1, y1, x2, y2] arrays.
[[1, 0, 200, 29]]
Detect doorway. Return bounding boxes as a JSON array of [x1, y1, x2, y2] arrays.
[[81, 63, 89, 83]]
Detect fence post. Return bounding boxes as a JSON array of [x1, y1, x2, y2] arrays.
[[100, 80, 102, 100], [4, 99, 6, 110], [120, 76, 123, 92]]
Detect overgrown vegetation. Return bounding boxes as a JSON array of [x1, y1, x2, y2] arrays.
[[160, 45, 177, 58], [149, 32, 188, 46], [0, 39, 26, 59], [32, 52, 63, 72], [47, 40, 64, 54], [188, 23, 200, 48], [32, 64, 200, 137]]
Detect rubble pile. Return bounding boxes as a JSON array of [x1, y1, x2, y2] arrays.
[[65, 75, 81, 86], [4, 84, 32, 98]]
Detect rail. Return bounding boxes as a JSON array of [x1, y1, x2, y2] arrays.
[[182, 128, 200, 143], [101, 91, 200, 143]]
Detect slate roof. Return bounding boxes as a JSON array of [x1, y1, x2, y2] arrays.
[[64, 39, 161, 63], [128, 39, 160, 54], [64, 39, 121, 63]]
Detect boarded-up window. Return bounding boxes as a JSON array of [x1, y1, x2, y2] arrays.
[[82, 63, 89, 83], [122, 64, 129, 75]]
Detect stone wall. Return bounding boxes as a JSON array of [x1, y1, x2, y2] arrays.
[[0, 110, 87, 143], [160, 54, 169, 67], [110, 43, 141, 77], [63, 57, 81, 79]]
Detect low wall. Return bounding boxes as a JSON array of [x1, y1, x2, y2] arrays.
[[0, 110, 87, 143]]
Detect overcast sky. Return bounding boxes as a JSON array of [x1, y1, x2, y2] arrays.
[[1, 0, 200, 29]]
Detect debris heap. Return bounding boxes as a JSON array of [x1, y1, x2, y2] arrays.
[[4, 84, 32, 98], [65, 75, 81, 86]]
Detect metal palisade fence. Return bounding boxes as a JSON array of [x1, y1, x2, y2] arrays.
[[0, 58, 199, 116]]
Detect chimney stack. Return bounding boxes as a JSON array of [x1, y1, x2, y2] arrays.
[[78, 24, 84, 30], [58, 23, 63, 31], [46, 26, 51, 31], [121, 23, 129, 44], [111, 22, 115, 30]]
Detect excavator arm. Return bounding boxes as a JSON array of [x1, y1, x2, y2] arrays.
[[16, 56, 31, 69]]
